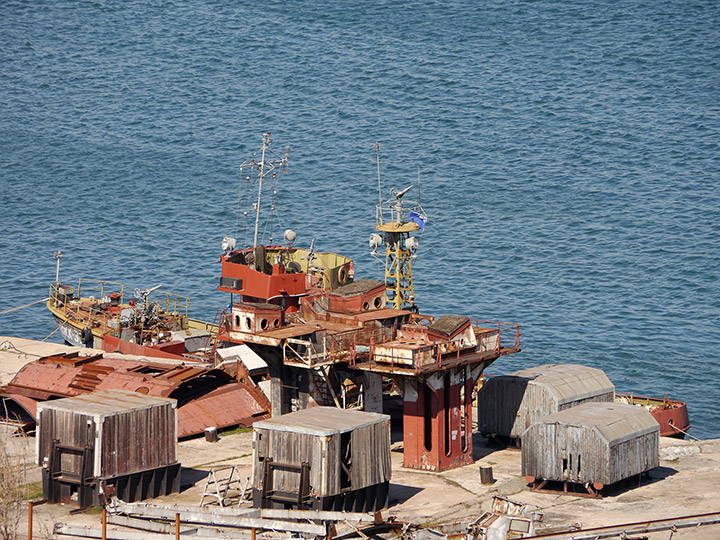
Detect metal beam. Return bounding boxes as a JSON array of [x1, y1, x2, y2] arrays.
[[524, 511, 720, 539], [258, 508, 377, 523], [109, 499, 326, 535], [55, 524, 238, 540]]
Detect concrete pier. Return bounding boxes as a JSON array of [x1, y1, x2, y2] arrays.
[[2, 335, 718, 539]]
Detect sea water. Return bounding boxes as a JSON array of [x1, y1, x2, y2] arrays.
[[1, 1, 718, 438]]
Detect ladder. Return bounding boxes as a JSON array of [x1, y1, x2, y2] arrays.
[[199, 466, 250, 507]]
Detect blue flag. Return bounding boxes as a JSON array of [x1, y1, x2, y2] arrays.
[[408, 211, 426, 230]]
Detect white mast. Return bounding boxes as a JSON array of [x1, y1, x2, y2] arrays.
[[252, 133, 271, 248]]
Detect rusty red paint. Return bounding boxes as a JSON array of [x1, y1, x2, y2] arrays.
[[177, 383, 269, 438], [3, 352, 269, 438], [102, 335, 189, 360]]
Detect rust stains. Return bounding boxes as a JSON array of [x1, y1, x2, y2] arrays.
[[2, 351, 268, 438]]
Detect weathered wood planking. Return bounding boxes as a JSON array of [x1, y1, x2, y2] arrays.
[[521, 402, 659, 486], [252, 406, 391, 498], [477, 363, 615, 440], [36, 389, 177, 478]]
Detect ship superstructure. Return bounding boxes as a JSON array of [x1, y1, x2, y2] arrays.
[[215, 135, 521, 471]]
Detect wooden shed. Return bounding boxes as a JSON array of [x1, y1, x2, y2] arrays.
[[522, 402, 659, 494], [36, 389, 180, 507], [477, 363, 614, 443], [252, 406, 391, 511]]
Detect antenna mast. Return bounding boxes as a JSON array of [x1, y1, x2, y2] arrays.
[[237, 133, 289, 249], [253, 133, 270, 248], [374, 142, 382, 207], [369, 147, 427, 311]]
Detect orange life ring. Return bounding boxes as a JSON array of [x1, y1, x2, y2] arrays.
[[338, 265, 348, 285]]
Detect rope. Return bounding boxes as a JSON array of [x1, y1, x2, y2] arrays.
[[0, 297, 50, 315], [41, 324, 63, 342], [670, 423, 700, 441], [0, 340, 42, 358]]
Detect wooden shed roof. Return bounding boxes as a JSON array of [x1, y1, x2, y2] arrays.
[[36, 389, 175, 418], [540, 402, 659, 444], [253, 406, 389, 436], [499, 363, 614, 402]]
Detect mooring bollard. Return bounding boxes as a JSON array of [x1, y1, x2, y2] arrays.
[[204, 426, 218, 442], [479, 464, 494, 484]]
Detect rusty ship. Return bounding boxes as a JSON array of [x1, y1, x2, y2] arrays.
[[206, 134, 522, 474], [47, 274, 216, 361], [36, 134, 689, 483]]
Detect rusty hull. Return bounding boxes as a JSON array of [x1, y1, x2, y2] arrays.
[[2, 351, 269, 438]]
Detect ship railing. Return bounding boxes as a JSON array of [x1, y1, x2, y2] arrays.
[[148, 290, 191, 319], [281, 319, 520, 370], [470, 320, 521, 354], [48, 280, 125, 333], [375, 200, 425, 229], [76, 278, 126, 302]]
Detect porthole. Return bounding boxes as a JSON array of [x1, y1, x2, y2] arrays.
[[260, 318, 268, 330], [273, 318, 280, 328], [362, 301, 370, 311], [373, 296, 382, 309]]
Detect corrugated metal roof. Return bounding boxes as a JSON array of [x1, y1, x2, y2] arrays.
[[254, 406, 389, 436], [503, 363, 614, 404], [36, 389, 175, 417], [543, 402, 659, 444]]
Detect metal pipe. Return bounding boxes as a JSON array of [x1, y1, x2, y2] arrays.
[[523, 510, 720, 539], [27, 501, 33, 540]]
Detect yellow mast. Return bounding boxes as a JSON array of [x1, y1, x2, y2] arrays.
[[370, 144, 425, 311]]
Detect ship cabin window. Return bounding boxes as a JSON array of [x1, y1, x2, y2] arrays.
[[234, 315, 241, 329], [260, 318, 268, 330], [374, 296, 382, 309], [245, 317, 252, 330], [272, 318, 280, 328], [362, 301, 370, 311]]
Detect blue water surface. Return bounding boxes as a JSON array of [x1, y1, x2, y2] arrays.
[[1, 1, 718, 438]]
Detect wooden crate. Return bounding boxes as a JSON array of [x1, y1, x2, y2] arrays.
[[522, 402, 659, 488], [36, 390, 179, 506], [477, 363, 615, 442], [252, 406, 391, 511]]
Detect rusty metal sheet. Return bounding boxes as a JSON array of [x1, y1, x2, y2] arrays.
[[0, 393, 38, 428], [102, 334, 187, 360], [3, 352, 258, 439], [177, 382, 269, 438], [353, 308, 411, 322]]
